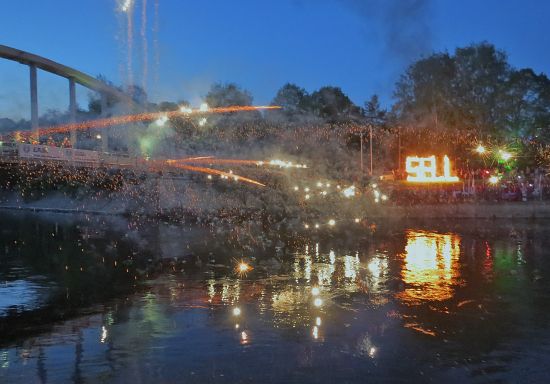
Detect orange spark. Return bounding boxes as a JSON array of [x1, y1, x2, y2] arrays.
[[12, 105, 281, 138], [234, 259, 253, 277], [167, 162, 265, 187], [169, 158, 262, 166]]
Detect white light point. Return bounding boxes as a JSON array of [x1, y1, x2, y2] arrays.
[[199, 102, 209, 112], [156, 115, 168, 126], [180, 106, 193, 114], [121, 0, 133, 12], [501, 152, 512, 161], [312, 326, 319, 339], [100, 326, 108, 343], [343, 185, 355, 198], [369, 347, 377, 358]]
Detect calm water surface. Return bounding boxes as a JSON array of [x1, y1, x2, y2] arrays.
[[1, 213, 550, 383]]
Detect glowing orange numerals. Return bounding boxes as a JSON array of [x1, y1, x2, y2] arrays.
[[406, 155, 459, 183]]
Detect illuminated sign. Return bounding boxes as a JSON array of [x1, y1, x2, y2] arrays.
[[406, 155, 459, 183]]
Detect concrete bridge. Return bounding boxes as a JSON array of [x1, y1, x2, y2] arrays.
[[0, 44, 135, 148]]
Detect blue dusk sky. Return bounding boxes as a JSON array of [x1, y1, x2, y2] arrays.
[[0, 0, 549, 120]]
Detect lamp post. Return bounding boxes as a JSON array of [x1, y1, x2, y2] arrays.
[[369, 124, 373, 176], [359, 125, 374, 176], [397, 126, 402, 172], [360, 130, 364, 172]]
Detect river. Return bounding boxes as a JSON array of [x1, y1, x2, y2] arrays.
[[1, 213, 550, 383]]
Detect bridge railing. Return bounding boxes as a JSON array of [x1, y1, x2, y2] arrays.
[[0, 142, 18, 160]]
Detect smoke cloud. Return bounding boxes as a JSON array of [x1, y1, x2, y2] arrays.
[[340, 0, 434, 64]]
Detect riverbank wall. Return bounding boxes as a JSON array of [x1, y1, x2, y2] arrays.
[[367, 202, 550, 219]]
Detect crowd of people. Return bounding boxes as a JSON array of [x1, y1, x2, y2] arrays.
[[383, 168, 549, 205]]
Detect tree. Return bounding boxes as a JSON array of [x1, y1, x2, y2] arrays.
[[504, 69, 550, 140], [158, 101, 178, 112], [393, 52, 456, 133], [309, 86, 361, 122], [452, 43, 510, 135], [126, 84, 148, 105], [393, 43, 526, 151], [0, 118, 17, 133], [392, 41, 550, 170], [87, 75, 124, 115], [364, 95, 387, 129], [271, 83, 310, 115], [205, 83, 253, 107]]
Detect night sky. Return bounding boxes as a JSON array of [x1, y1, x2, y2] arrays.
[[1, 0, 549, 120]]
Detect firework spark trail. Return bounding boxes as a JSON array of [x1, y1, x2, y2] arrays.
[[170, 158, 262, 166], [8, 106, 281, 138], [175, 156, 215, 161], [169, 157, 307, 169], [125, 0, 134, 87], [153, 0, 159, 93], [141, 0, 148, 92], [207, 105, 281, 113], [167, 162, 266, 187]]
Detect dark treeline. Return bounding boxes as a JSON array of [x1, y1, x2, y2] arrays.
[[2, 42, 550, 169]]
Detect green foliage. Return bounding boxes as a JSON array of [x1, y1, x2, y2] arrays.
[[87, 75, 124, 115], [205, 83, 253, 107], [271, 83, 311, 118], [364, 95, 387, 130], [394, 42, 550, 152], [309, 86, 362, 122]]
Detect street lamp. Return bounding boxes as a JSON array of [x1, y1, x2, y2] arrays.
[[369, 124, 373, 176], [359, 124, 373, 176]]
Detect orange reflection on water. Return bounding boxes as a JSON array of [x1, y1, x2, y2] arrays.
[[398, 230, 461, 304]]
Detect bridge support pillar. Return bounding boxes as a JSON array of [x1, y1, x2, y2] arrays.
[[100, 93, 108, 152], [29, 64, 38, 142], [69, 78, 77, 147]]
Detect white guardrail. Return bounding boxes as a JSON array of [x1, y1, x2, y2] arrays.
[[0, 143, 143, 168]]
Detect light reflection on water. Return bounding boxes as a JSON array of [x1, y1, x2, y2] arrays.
[[398, 230, 462, 303], [0, 279, 52, 315], [2, 217, 550, 383]]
